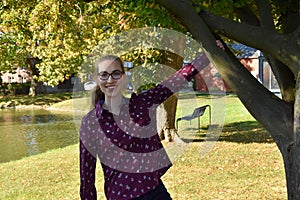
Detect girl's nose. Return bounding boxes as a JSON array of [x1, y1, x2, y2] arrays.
[[107, 75, 114, 82]]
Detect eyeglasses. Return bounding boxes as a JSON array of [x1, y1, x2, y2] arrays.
[[98, 70, 124, 80]]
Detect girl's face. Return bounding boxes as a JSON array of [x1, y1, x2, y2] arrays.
[[97, 59, 126, 98]]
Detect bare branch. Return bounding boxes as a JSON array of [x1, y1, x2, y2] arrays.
[[200, 11, 270, 50], [277, 0, 300, 33], [267, 55, 295, 102], [255, 0, 276, 31], [234, 6, 260, 26], [200, 11, 300, 75]]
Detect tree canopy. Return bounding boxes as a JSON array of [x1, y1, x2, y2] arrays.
[[0, 0, 182, 85]]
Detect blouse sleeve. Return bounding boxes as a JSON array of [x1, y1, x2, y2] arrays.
[[131, 52, 210, 107], [162, 52, 210, 94], [79, 113, 97, 200]]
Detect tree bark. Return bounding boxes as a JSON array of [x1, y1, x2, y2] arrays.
[[199, 11, 300, 75], [157, 94, 178, 142], [157, 35, 185, 142], [26, 56, 41, 96], [288, 72, 300, 199], [266, 56, 295, 102]]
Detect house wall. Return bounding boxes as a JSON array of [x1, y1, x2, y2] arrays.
[[194, 57, 259, 92], [1, 68, 77, 94], [1, 68, 31, 84]]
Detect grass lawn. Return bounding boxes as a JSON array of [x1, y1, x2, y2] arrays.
[[0, 92, 74, 108], [0, 94, 287, 199]]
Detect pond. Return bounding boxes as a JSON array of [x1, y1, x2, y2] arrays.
[[0, 109, 80, 163]]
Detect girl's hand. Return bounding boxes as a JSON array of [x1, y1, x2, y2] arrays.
[[191, 39, 225, 68], [216, 40, 225, 50]]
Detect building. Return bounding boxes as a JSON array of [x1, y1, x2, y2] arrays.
[[1, 67, 76, 94], [1, 67, 31, 84], [193, 43, 279, 93]]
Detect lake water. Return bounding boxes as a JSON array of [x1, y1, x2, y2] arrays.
[[0, 109, 79, 163]]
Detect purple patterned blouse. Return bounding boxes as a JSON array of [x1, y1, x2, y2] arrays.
[[80, 53, 210, 200]]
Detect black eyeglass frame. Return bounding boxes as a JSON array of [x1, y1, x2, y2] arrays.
[[97, 70, 124, 81]]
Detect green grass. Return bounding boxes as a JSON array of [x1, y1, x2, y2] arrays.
[[0, 92, 74, 108], [164, 142, 285, 200], [0, 145, 84, 200], [0, 94, 287, 199], [0, 91, 89, 109]]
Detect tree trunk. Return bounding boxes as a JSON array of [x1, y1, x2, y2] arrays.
[[29, 78, 37, 97], [283, 144, 300, 200], [158, 94, 178, 142], [286, 72, 300, 199], [157, 33, 186, 142], [158, 50, 184, 142], [26, 56, 41, 96]]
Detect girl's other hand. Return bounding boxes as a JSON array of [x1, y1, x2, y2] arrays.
[[216, 40, 225, 50]]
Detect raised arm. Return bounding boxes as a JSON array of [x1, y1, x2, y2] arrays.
[[131, 51, 211, 107]]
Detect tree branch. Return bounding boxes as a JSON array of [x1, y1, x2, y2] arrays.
[[277, 0, 300, 33], [233, 2, 295, 100], [256, 0, 276, 31], [234, 5, 260, 26], [200, 11, 273, 51], [251, 0, 295, 103], [267, 55, 295, 102], [157, 0, 294, 143], [200, 11, 300, 75]]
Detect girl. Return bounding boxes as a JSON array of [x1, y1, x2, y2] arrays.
[[80, 53, 211, 200]]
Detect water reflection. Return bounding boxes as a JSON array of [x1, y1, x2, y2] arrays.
[[0, 109, 78, 163]]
